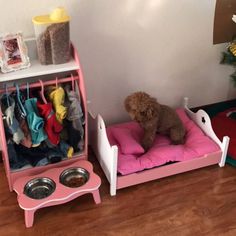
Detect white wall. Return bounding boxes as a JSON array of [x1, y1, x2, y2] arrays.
[[0, 0, 235, 124]]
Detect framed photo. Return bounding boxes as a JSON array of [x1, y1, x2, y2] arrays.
[[0, 33, 30, 73]]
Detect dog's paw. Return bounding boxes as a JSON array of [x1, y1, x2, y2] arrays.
[[141, 139, 152, 152]]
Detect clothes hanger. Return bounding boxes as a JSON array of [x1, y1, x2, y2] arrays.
[[26, 82, 30, 100], [4, 84, 10, 107], [39, 80, 47, 104], [15, 83, 27, 116], [55, 77, 58, 89], [71, 74, 75, 92]]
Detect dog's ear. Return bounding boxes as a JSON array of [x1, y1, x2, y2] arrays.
[[124, 94, 139, 112], [146, 99, 161, 119], [124, 96, 130, 112]]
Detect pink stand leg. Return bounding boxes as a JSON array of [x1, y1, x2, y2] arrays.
[[24, 209, 35, 228], [92, 189, 101, 204]]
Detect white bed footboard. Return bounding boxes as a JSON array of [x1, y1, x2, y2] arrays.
[[183, 97, 229, 167], [88, 112, 118, 196]]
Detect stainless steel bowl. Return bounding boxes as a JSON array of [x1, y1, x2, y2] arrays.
[[24, 177, 56, 200], [60, 167, 89, 188]]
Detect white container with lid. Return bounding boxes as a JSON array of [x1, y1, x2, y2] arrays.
[[32, 7, 70, 65]]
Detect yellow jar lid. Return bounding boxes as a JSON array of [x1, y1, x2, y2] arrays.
[[32, 7, 70, 25]]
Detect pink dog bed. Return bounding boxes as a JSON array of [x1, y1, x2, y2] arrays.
[[106, 109, 220, 175]]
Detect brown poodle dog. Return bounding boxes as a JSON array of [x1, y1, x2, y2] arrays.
[[124, 92, 185, 151]]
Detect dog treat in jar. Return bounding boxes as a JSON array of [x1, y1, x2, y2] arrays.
[[32, 7, 70, 65]]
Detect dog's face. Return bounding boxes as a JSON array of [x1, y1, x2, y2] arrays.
[[124, 92, 160, 123]]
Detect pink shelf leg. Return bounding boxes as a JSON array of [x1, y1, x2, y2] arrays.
[[24, 209, 35, 228], [92, 189, 101, 204]]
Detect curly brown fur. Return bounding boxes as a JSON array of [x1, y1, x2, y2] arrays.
[[124, 92, 185, 151]]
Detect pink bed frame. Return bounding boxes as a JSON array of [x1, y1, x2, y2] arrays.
[[89, 97, 230, 196]]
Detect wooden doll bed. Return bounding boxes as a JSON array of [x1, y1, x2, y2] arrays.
[[89, 98, 229, 196]]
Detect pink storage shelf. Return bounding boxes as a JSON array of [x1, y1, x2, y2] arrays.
[[0, 40, 100, 227], [0, 41, 88, 191]]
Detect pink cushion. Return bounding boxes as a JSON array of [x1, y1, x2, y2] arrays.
[[106, 108, 220, 175], [111, 127, 144, 155]]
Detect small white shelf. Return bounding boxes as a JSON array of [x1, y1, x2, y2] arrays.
[[0, 39, 79, 83], [0, 59, 79, 83]]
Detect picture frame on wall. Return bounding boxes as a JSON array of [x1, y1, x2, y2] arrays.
[[0, 32, 30, 73]]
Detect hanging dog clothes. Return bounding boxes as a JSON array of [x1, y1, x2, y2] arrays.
[[64, 84, 84, 151], [39, 81, 74, 156], [1, 94, 24, 144], [12, 86, 32, 148], [48, 86, 67, 124], [24, 96, 47, 147], [37, 102, 63, 145]]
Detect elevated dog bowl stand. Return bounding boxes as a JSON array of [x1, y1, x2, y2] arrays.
[[13, 160, 101, 228]]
